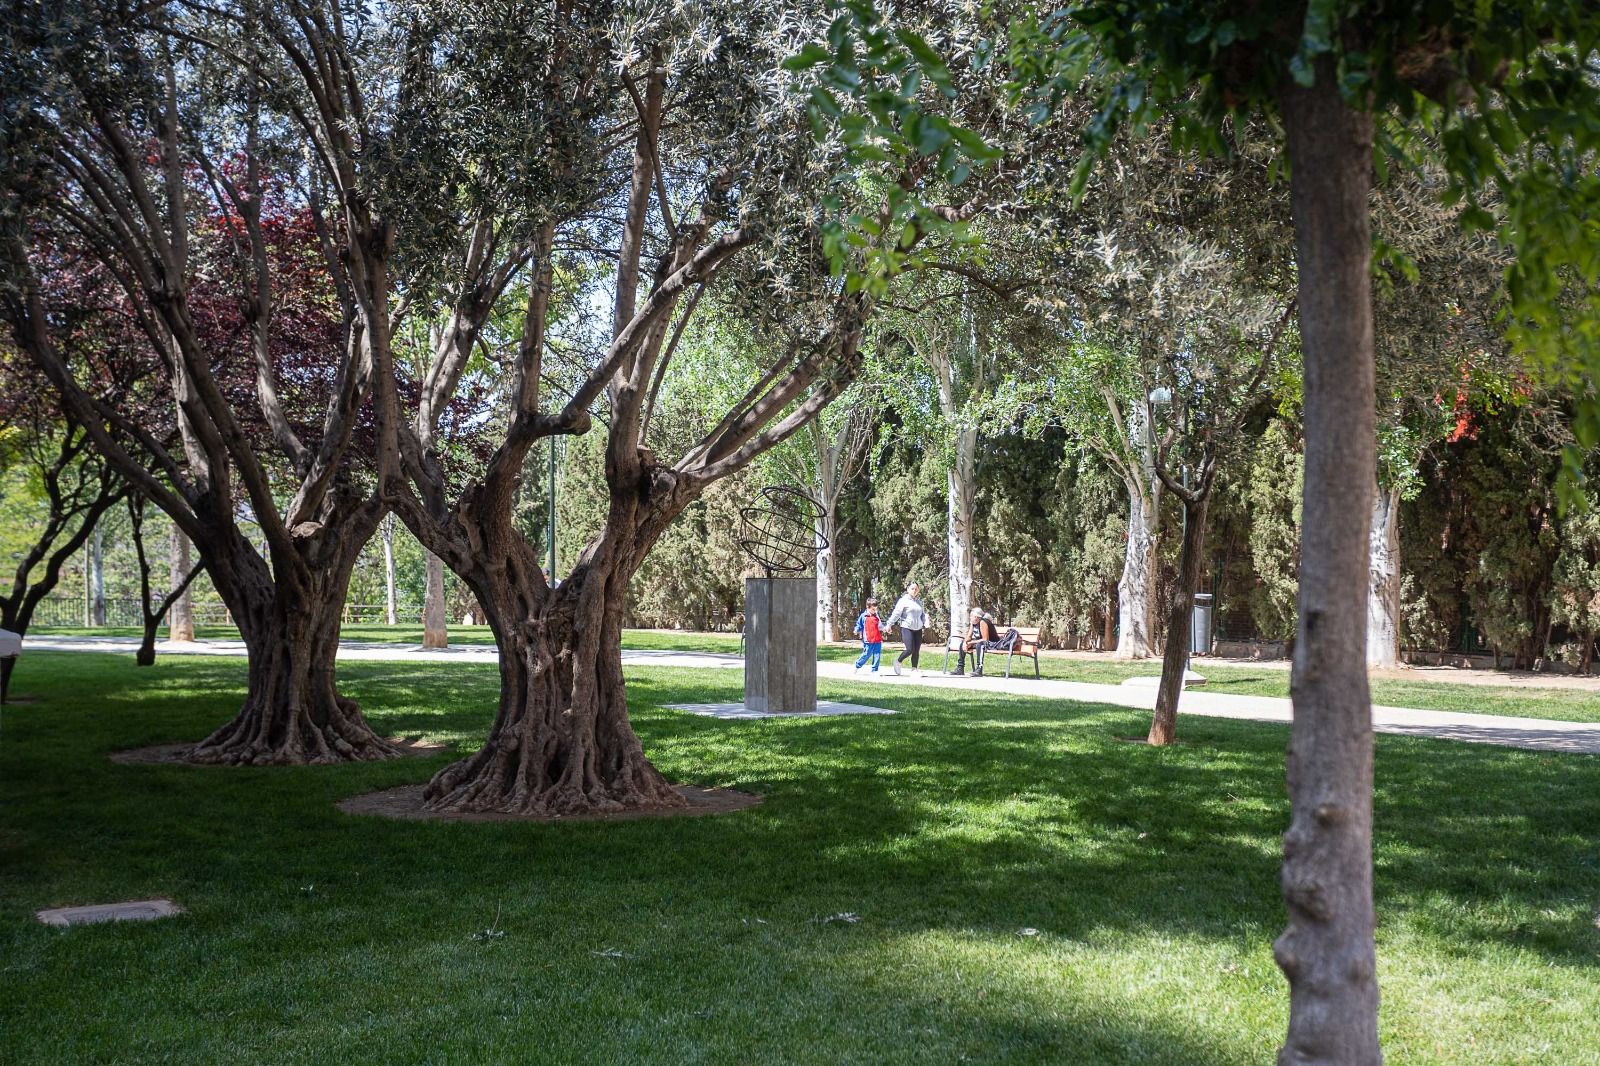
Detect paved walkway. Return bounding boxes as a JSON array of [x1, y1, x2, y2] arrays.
[[21, 636, 1600, 755]]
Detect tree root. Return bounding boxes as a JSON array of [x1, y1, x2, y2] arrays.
[[184, 695, 405, 766]]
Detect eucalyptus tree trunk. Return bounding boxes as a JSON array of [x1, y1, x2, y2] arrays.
[[947, 425, 976, 634], [383, 514, 398, 627], [1116, 472, 1161, 658], [814, 433, 840, 643], [168, 526, 195, 642], [186, 509, 401, 766], [423, 551, 447, 647], [1366, 480, 1401, 669], [1148, 495, 1209, 746], [88, 523, 106, 626], [815, 508, 837, 642], [1275, 60, 1382, 1066]]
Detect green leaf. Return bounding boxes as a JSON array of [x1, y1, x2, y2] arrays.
[[782, 43, 831, 72]]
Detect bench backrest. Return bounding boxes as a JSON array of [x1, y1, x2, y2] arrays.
[[996, 626, 1042, 653]]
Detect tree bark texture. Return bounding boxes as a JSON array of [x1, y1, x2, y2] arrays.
[[423, 551, 447, 647], [186, 514, 401, 766], [1117, 472, 1161, 659], [947, 426, 976, 635], [168, 525, 195, 642], [1366, 480, 1401, 669], [1275, 61, 1382, 1066], [383, 513, 398, 627], [815, 508, 837, 643], [420, 512, 684, 817], [88, 523, 106, 627], [1148, 496, 1210, 746]]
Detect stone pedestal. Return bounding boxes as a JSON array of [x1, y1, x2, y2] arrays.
[[744, 577, 817, 713]]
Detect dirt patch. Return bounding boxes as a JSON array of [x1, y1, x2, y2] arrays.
[[110, 738, 451, 766], [336, 783, 762, 823]]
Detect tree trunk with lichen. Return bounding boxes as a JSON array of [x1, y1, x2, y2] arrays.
[[1275, 59, 1382, 1066], [186, 511, 401, 766]]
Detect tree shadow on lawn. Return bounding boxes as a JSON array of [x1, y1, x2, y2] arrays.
[[4, 653, 1597, 974], [626, 671, 1600, 967]]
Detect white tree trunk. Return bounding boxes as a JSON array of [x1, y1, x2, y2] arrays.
[[87, 522, 107, 626], [815, 523, 835, 642], [947, 425, 976, 635], [168, 525, 195, 642], [423, 550, 447, 648], [1116, 474, 1161, 659], [1366, 481, 1401, 669], [382, 513, 398, 627]]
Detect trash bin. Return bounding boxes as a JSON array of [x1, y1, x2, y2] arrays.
[[1190, 594, 1214, 656]]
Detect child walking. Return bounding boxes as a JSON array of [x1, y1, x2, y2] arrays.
[[853, 598, 883, 673]]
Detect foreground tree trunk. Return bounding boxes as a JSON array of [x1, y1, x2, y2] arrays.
[[186, 516, 402, 766], [1148, 495, 1210, 745], [1117, 471, 1161, 658], [1366, 479, 1402, 669], [423, 551, 448, 647], [1275, 61, 1382, 1066], [168, 526, 195, 642]]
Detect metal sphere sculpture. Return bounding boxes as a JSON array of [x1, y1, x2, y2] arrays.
[[739, 486, 827, 578]]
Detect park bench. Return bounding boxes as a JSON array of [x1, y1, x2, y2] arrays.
[[1, 628, 20, 704], [942, 625, 1043, 679]]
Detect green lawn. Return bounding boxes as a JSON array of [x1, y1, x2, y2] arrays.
[[2, 652, 1597, 1063], [31, 623, 1600, 722]]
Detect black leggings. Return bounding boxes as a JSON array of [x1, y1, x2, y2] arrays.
[[897, 628, 923, 667]]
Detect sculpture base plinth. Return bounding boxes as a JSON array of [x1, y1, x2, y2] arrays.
[[744, 577, 817, 714]]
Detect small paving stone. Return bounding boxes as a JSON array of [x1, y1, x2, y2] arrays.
[[36, 898, 184, 928]]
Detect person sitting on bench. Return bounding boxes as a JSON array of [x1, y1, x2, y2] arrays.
[[951, 607, 1002, 676]]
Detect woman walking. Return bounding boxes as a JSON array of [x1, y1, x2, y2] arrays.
[[886, 582, 928, 676]]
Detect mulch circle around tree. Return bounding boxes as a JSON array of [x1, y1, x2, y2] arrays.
[[109, 738, 451, 766], [335, 783, 762, 824]]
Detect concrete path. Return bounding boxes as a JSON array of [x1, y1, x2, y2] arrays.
[[21, 636, 1600, 755]]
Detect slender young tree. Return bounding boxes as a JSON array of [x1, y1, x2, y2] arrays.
[[126, 492, 204, 665]]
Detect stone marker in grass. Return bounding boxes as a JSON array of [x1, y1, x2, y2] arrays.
[[36, 898, 184, 928]]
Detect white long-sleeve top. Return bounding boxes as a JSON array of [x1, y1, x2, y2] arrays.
[[886, 595, 926, 632]]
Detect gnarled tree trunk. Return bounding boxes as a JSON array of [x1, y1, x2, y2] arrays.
[[1275, 60, 1381, 1066], [1148, 494, 1209, 746], [186, 516, 401, 766], [1366, 479, 1401, 669], [422, 524, 682, 816]]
